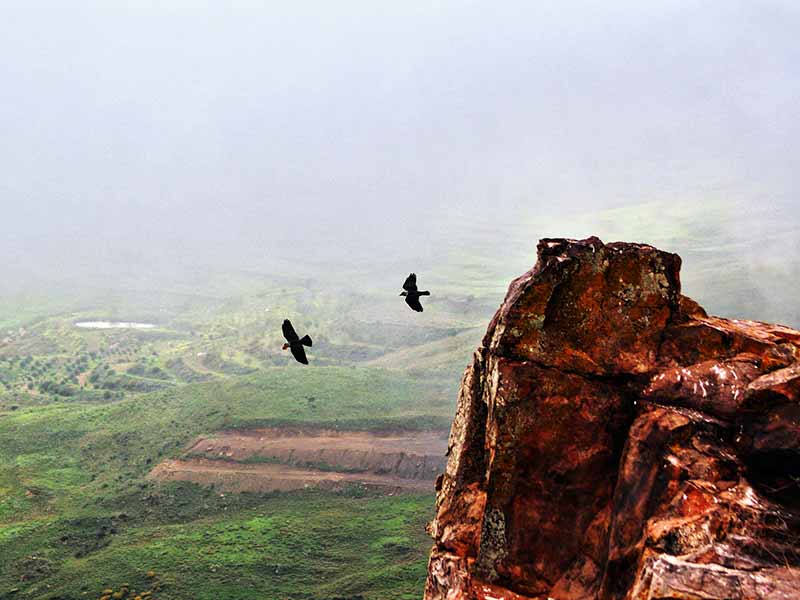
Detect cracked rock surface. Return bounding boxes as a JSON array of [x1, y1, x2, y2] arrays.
[[425, 237, 800, 600]]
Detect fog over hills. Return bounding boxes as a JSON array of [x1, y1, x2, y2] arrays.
[[1, 1, 798, 319]]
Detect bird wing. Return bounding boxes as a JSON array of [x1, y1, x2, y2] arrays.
[[290, 344, 309, 364], [282, 319, 299, 343], [403, 273, 418, 292], [405, 295, 424, 312]]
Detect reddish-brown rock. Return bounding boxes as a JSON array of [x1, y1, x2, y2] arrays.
[[425, 237, 800, 600]]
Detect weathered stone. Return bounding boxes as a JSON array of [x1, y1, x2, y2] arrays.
[[424, 237, 800, 600], [488, 237, 681, 376], [642, 356, 762, 417]]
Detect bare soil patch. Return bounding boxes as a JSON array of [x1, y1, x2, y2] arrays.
[[149, 458, 437, 493], [148, 427, 449, 493]]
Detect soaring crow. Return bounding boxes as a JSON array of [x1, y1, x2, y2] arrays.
[[282, 319, 313, 364], [400, 273, 430, 312]]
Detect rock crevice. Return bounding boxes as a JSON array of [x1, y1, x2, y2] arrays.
[[425, 237, 800, 600]]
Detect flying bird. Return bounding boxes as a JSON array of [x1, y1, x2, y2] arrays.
[[400, 273, 430, 312], [282, 319, 313, 364]]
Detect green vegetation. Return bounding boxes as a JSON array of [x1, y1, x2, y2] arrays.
[[0, 367, 449, 599], [0, 485, 432, 600], [1, 200, 798, 599]]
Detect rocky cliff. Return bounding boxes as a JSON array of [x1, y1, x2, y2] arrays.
[[425, 237, 800, 600]]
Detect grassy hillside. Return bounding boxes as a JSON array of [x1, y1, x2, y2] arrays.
[[1, 199, 797, 599], [0, 367, 450, 599], [0, 488, 433, 600]]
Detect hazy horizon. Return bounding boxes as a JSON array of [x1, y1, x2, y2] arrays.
[[2, 1, 798, 302]]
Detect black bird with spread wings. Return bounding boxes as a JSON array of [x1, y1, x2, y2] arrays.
[[281, 319, 313, 364], [400, 273, 430, 312]]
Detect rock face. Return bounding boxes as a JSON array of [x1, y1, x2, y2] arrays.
[[425, 237, 800, 600]]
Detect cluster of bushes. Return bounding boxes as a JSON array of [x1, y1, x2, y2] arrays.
[[98, 578, 159, 600], [127, 361, 170, 380], [0, 352, 97, 395], [103, 374, 168, 393], [89, 364, 170, 393], [38, 379, 80, 396], [88, 363, 113, 385], [63, 353, 90, 379]]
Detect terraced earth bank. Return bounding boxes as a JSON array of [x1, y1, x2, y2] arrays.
[[148, 427, 449, 493]]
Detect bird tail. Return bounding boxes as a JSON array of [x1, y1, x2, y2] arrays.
[[419, 290, 431, 296], [300, 335, 313, 347]]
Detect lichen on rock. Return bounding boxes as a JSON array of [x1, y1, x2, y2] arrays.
[[424, 237, 800, 600]]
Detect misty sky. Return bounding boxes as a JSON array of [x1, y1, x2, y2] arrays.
[[1, 1, 798, 281]]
